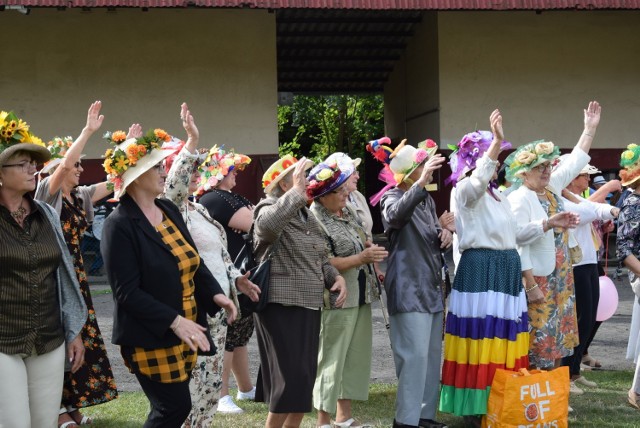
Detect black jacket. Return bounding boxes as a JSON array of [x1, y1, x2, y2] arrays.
[[101, 194, 223, 351]]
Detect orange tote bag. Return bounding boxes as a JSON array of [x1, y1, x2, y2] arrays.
[[482, 367, 569, 428]]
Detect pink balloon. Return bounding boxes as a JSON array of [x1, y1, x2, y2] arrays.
[[597, 275, 619, 322]]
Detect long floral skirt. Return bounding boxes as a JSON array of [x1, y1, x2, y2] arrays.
[[528, 235, 579, 369]]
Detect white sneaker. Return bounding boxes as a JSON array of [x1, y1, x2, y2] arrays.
[[236, 386, 256, 401], [573, 375, 597, 388], [570, 381, 584, 395], [217, 395, 244, 414]]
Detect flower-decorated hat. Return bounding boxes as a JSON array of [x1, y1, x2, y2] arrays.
[[620, 143, 640, 186], [0, 111, 49, 167], [307, 161, 352, 199], [505, 140, 560, 186], [262, 154, 313, 194], [194, 145, 251, 197], [388, 139, 438, 185], [102, 128, 173, 198], [446, 130, 511, 186], [324, 152, 360, 175], [39, 136, 87, 175]]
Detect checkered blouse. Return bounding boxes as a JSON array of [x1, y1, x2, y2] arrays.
[[121, 214, 200, 383]]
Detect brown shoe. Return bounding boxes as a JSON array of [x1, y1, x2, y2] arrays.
[[629, 390, 640, 410]]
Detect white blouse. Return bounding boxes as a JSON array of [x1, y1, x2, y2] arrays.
[[455, 154, 542, 253], [560, 193, 615, 266]]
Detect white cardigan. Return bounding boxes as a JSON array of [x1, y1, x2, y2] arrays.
[[508, 147, 590, 276]]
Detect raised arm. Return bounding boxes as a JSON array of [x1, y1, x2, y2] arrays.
[[576, 101, 601, 154], [180, 102, 199, 154], [47, 101, 104, 195]]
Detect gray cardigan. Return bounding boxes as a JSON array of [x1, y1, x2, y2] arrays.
[[380, 185, 444, 315], [34, 200, 87, 350]]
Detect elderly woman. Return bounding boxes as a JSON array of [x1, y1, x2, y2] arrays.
[[555, 156, 619, 392], [369, 138, 451, 428], [34, 101, 117, 427], [163, 103, 260, 427], [439, 110, 576, 426], [506, 101, 601, 374], [197, 141, 256, 415], [253, 155, 347, 428], [616, 143, 640, 410], [308, 161, 387, 428], [100, 128, 237, 428], [0, 113, 86, 427]]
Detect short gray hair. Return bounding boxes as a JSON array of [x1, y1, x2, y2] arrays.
[[266, 172, 293, 198]]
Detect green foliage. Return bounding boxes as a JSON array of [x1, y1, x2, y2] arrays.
[[278, 94, 384, 165]]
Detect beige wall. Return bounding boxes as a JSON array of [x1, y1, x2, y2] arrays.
[[386, 10, 640, 150], [385, 12, 440, 144], [1, 8, 278, 158], [439, 10, 640, 149]]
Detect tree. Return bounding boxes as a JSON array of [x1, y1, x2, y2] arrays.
[[277, 94, 384, 164]]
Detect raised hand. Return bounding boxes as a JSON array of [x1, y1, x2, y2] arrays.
[[180, 102, 199, 143], [292, 157, 310, 194], [584, 101, 601, 132], [85, 101, 104, 134], [490, 109, 504, 142], [416, 154, 445, 188], [126, 123, 143, 140]]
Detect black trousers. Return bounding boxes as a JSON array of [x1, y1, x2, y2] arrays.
[[135, 372, 191, 428], [562, 264, 600, 376]]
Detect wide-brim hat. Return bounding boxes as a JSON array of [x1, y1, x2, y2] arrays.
[[0, 142, 50, 168], [620, 143, 640, 186], [40, 154, 86, 175], [307, 161, 353, 199], [194, 145, 251, 197], [113, 138, 173, 199], [553, 154, 600, 176], [388, 139, 438, 185], [324, 152, 361, 174], [505, 140, 560, 186], [263, 154, 313, 194], [446, 130, 511, 186]]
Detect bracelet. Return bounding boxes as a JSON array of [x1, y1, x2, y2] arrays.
[[542, 219, 548, 232], [583, 131, 594, 137], [525, 284, 539, 293], [170, 316, 181, 331]]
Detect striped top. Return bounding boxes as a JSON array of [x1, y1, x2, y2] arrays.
[[0, 197, 64, 355], [122, 214, 200, 383]]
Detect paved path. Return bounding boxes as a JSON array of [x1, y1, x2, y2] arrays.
[[89, 267, 637, 393]]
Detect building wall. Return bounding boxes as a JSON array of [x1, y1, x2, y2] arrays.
[[437, 10, 640, 153], [384, 11, 440, 144], [1, 8, 278, 158]]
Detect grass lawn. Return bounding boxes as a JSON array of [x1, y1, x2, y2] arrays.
[[84, 370, 638, 427]]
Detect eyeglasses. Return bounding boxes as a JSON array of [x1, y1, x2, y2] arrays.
[[578, 173, 590, 179], [531, 163, 552, 173], [74, 161, 82, 168], [2, 159, 38, 173], [152, 163, 165, 172]]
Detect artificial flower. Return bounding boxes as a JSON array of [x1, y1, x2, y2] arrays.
[[316, 168, 333, 181], [516, 151, 537, 165], [535, 142, 554, 155]]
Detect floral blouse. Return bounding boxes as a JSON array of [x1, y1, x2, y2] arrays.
[[617, 192, 640, 282], [164, 147, 242, 305]]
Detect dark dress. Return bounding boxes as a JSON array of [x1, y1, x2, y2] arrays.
[[199, 188, 255, 350], [61, 194, 118, 408]]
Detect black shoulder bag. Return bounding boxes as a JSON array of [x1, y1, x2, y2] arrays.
[[234, 224, 280, 313]]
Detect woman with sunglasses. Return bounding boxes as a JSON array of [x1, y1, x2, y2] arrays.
[[35, 101, 117, 428], [506, 101, 601, 374], [0, 112, 86, 427]]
